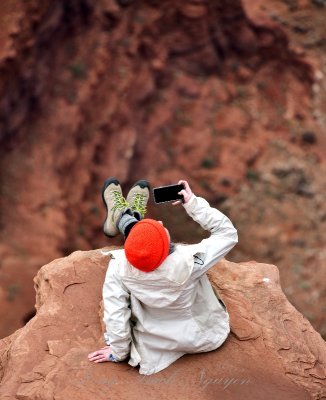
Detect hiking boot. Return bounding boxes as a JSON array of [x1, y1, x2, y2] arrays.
[[101, 177, 131, 237], [126, 180, 150, 220]]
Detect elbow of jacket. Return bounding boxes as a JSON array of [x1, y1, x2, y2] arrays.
[[232, 228, 239, 244]]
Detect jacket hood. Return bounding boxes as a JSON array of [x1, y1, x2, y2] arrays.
[[109, 244, 204, 308]]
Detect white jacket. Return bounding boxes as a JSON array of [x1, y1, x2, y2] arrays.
[[102, 194, 238, 375]]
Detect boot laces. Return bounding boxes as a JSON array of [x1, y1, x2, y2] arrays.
[[132, 193, 147, 217], [111, 190, 129, 213]]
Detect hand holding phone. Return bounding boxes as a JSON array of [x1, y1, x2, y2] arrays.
[[153, 183, 185, 204], [172, 180, 193, 205]]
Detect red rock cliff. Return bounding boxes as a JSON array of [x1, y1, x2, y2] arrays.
[[0, 0, 325, 343]]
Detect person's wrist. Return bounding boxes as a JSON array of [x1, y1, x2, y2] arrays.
[[185, 193, 194, 203], [183, 193, 195, 207], [108, 353, 118, 362]]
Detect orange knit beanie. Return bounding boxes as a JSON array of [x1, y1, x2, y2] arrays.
[[124, 219, 170, 272]]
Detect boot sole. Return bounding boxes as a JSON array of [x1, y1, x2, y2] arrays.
[[131, 179, 150, 190], [101, 177, 120, 237]]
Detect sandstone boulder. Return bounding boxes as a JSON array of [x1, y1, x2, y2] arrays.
[[0, 249, 325, 399]]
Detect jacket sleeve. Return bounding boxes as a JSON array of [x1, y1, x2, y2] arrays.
[[183, 194, 238, 281], [102, 258, 131, 361]]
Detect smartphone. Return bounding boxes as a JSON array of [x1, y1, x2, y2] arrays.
[[153, 183, 185, 204]]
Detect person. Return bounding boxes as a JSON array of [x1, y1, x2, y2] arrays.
[[88, 177, 238, 375]]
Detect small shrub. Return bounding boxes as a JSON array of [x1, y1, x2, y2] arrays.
[[301, 131, 317, 144], [69, 61, 88, 79], [298, 280, 310, 290], [90, 204, 100, 216], [246, 169, 259, 181], [7, 284, 20, 302], [174, 108, 192, 126], [201, 157, 215, 169]]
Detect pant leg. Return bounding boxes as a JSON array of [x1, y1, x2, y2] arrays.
[[117, 212, 139, 239]]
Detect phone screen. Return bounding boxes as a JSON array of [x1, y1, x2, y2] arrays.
[[153, 184, 185, 204]]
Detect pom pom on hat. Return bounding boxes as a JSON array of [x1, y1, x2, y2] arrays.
[[124, 219, 170, 272]]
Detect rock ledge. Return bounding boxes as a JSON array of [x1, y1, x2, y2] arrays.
[[0, 249, 325, 400]]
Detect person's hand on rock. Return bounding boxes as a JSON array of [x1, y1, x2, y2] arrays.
[[88, 345, 116, 363]]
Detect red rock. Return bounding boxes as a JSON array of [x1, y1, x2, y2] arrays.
[[178, 4, 207, 19], [0, 250, 325, 398], [236, 65, 253, 82], [215, 106, 251, 132], [0, 0, 325, 353], [176, 74, 201, 98]]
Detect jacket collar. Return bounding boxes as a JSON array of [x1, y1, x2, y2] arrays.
[[111, 243, 205, 286]]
